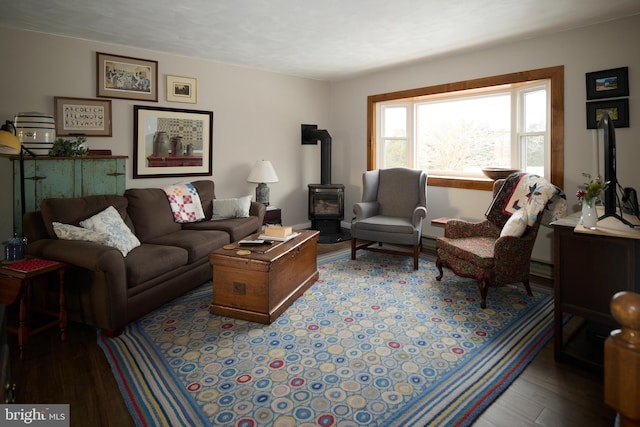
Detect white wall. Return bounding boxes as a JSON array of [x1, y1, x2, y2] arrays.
[[2, 15, 639, 266], [329, 15, 640, 263], [0, 28, 331, 240]]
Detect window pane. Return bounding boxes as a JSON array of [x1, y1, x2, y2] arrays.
[[524, 90, 546, 132], [382, 107, 406, 137], [383, 139, 408, 167], [522, 135, 544, 176], [416, 95, 511, 173]]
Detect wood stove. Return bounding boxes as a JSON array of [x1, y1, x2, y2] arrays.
[[302, 124, 350, 242], [308, 183, 344, 235]]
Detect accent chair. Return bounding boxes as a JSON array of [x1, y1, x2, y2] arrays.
[[435, 173, 566, 308], [351, 168, 428, 270]]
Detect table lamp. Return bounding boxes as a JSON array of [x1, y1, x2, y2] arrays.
[[247, 160, 279, 206], [0, 120, 21, 155]]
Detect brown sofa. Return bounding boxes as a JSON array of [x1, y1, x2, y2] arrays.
[[23, 180, 265, 336]]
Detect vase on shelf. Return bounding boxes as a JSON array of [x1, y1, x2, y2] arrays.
[[581, 200, 598, 230]]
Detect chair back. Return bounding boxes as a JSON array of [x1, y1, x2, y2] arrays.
[[373, 168, 427, 217]]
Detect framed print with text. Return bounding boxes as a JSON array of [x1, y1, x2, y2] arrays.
[[54, 96, 112, 136]]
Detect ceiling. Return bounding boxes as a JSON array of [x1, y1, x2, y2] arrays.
[[2, 0, 640, 81]]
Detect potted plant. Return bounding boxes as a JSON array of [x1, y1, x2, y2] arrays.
[[48, 136, 88, 157]]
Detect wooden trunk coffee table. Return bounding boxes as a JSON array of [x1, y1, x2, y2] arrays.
[[208, 229, 319, 324]]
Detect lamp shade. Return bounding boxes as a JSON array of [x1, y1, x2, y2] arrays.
[[247, 160, 279, 183], [0, 122, 21, 155]]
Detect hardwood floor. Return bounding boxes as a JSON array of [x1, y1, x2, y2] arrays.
[[7, 241, 616, 427]]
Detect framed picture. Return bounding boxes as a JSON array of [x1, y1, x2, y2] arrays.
[[133, 105, 213, 178], [166, 75, 197, 104], [585, 67, 629, 100], [96, 52, 158, 101], [54, 96, 112, 136], [586, 99, 629, 129]]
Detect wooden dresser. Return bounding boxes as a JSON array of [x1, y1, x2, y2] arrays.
[[552, 211, 640, 365]]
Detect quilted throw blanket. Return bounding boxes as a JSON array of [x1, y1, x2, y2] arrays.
[[486, 173, 567, 228], [162, 183, 205, 223]]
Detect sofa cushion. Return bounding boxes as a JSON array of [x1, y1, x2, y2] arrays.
[[212, 195, 252, 219], [183, 216, 261, 242], [80, 206, 142, 257], [145, 230, 229, 263], [191, 180, 215, 220], [125, 187, 182, 242], [124, 243, 189, 286], [41, 195, 133, 239], [52, 222, 109, 244]]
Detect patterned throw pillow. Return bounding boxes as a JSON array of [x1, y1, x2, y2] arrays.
[[52, 222, 109, 244], [80, 206, 141, 256], [211, 195, 252, 220]]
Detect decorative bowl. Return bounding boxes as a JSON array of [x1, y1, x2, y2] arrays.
[[481, 167, 520, 180]]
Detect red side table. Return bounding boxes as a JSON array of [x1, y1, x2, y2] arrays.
[[0, 258, 68, 361]]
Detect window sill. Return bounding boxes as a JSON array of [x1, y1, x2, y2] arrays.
[[427, 175, 494, 191]]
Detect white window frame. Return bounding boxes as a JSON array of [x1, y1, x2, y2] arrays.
[[375, 80, 551, 180]]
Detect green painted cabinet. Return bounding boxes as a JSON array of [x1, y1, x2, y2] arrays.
[[12, 156, 127, 235]]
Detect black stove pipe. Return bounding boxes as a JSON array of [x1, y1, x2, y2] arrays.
[[302, 125, 332, 185]]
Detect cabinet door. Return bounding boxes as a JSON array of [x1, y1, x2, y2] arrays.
[[15, 159, 75, 218], [79, 159, 126, 196], [557, 228, 640, 325]]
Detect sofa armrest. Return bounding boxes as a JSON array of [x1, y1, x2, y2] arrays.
[[27, 239, 125, 273], [353, 201, 379, 221], [250, 201, 266, 224]]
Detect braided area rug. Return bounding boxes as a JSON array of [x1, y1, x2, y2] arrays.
[[98, 250, 553, 426]]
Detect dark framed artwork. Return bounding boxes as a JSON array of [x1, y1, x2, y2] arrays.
[[586, 99, 629, 129], [133, 105, 213, 178], [96, 52, 158, 101], [585, 67, 629, 100], [54, 96, 112, 136]]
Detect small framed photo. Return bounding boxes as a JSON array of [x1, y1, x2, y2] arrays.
[[585, 67, 629, 100], [96, 52, 158, 101], [133, 105, 213, 178], [166, 75, 197, 104], [54, 96, 112, 136], [586, 98, 629, 129]]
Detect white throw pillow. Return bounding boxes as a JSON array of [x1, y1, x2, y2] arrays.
[[500, 209, 528, 237], [80, 206, 141, 256], [211, 195, 252, 220], [52, 222, 109, 244]]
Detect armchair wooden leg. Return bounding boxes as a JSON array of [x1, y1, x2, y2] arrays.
[[413, 244, 419, 270], [351, 238, 357, 260], [523, 280, 533, 297], [479, 280, 488, 309], [435, 258, 444, 281]]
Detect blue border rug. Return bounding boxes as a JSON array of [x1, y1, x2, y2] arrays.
[[98, 250, 553, 426]]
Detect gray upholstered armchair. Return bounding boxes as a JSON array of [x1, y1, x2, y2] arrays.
[[351, 168, 428, 269]]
